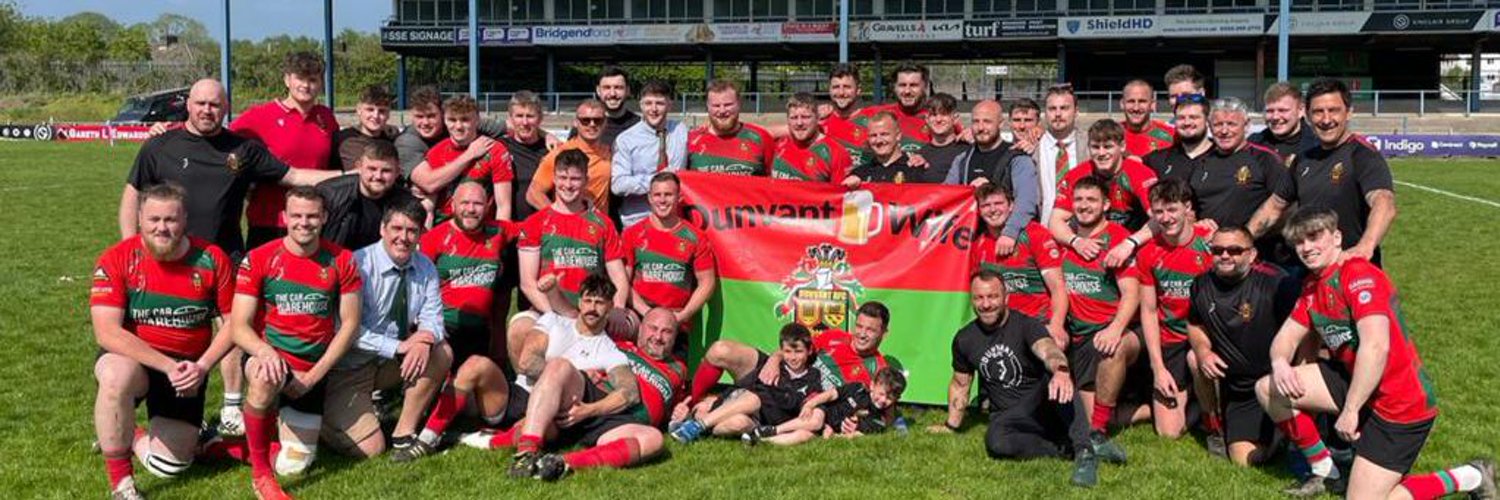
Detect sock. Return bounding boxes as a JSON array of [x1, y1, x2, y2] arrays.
[[517, 433, 542, 454], [243, 407, 277, 479], [1091, 403, 1115, 433], [1399, 465, 1484, 500], [223, 392, 242, 408], [421, 390, 468, 443], [687, 363, 725, 405], [563, 438, 639, 470], [1277, 412, 1335, 478], [102, 450, 133, 489], [485, 425, 520, 449], [1203, 412, 1223, 434]]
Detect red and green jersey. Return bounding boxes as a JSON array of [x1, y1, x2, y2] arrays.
[[1061, 222, 1139, 339], [1055, 158, 1159, 230], [686, 123, 774, 176], [622, 219, 715, 310], [419, 219, 509, 333], [853, 104, 936, 154], [1135, 225, 1213, 344], [771, 135, 853, 182], [1123, 119, 1176, 158], [235, 239, 361, 371], [970, 223, 1063, 321], [820, 111, 869, 165], [90, 236, 235, 360], [1290, 258, 1438, 424], [423, 137, 515, 220], [811, 329, 901, 387], [517, 205, 624, 304], [615, 340, 688, 428]]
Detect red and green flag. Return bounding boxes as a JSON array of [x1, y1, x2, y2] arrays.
[[679, 172, 978, 404]]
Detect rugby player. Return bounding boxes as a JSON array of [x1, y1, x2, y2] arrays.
[[969, 183, 1067, 345], [231, 187, 362, 500], [820, 63, 871, 165], [917, 93, 965, 183], [622, 172, 716, 325], [687, 80, 775, 176], [1250, 82, 1320, 161], [1141, 94, 1213, 183], [1055, 175, 1136, 464], [1047, 120, 1158, 265], [853, 62, 941, 153], [410, 95, 515, 221], [1257, 209, 1495, 498], [1164, 64, 1207, 105], [593, 66, 642, 146], [1008, 97, 1044, 155], [499, 91, 551, 314], [1288, 79, 1396, 266], [394, 86, 522, 176], [1187, 226, 1300, 466], [1119, 80, 1176, 158], [92, 184, 237, 499], [931, 269, 1096, 487], [842, 112, 927, 187], [332, 85, 398, 172], [772, 92, 855, 182], [1197, 97, 1293, 250], [318, 142, 419, 250]]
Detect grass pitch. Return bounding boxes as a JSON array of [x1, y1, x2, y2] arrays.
[[1, 141, 1496, 499]]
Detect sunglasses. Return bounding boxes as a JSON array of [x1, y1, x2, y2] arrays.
[[1209, 245, 1250, 257], [1176, 93, 1208, 104], [578, 117, 605, 126]]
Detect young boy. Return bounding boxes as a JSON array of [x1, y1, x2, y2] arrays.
[[671, 324, 827, 442], [747, 367, 906, 445]]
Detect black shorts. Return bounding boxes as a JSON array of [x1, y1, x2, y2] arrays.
[[448, 326, 494, 372], [1219, 382, 1276, 445], [989, 384, 1073, 442], [733, 351, 772, 389], [500, 382, 531, 429], [1159, 341, 1191, 391], [499, 246, 529, 313], [1317, 361, 1433, 474], [245, 226, 286, 251], [555, 379, 641, 447], [749, 386, 806, 426], [1067, 329, 1144, 391], [97, 350, 206, 425], [280, 377, 328, 416]]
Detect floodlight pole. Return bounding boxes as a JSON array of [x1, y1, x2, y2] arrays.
[[469, 0, 480, 97], [838, 0, 849, 64], [1277, 0, 1289, 81], [222, 0, 233, 121], [324, 0, 335, 107]]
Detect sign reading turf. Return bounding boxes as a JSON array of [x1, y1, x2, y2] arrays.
[[964, 19, 1057, 39], [678, 172, 979, 404]]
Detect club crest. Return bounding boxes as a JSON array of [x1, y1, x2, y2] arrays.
[[776, 243, 865, 331]]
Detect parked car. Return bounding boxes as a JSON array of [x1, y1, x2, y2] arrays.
[[112, 87, 189, 123]]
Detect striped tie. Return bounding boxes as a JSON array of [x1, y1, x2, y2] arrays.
[[1055, 140, 1069, 176]]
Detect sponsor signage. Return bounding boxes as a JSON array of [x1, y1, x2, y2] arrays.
[[696, 23, 783, 43], [1489, 9, 1500, 31], [1362, 11, 1483, 32], [52, 124, 152, 142], [532, 25, 617, 45], [457, 26, 532, 45], [1364, 135, 1500, 157], [0, 124, 49, 141], [963, 19, 1056, 39], [380, 27, 458, 46], [1159, 14, 1264, 37], [1264, 13, 1370, 35], [858, 20, 964, 42], [782, 21, 839, 42], [1059, 16, 1155, 38]]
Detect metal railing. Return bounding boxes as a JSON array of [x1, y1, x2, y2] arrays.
[[444, 89, 1495, 117]]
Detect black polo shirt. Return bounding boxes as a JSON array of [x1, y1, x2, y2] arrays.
[[850, 153, 932, 184], [501, 134, 549, 222], [1249, 120, 1320, 167], [1188, 263, 1299, 391], [1289, 136, 1393, 252], [918, 140, 967, 184], [950, 311, 1050, 409], [1192, 143, 1294, 230], [126, 128, 289, 257], [315, 175, 419, 250], [1142, 141, 1212, 183]]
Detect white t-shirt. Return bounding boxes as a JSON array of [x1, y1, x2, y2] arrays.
[[516, 312, 628, 390]]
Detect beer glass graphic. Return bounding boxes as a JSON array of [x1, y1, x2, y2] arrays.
[[837, 190, 883, 245]]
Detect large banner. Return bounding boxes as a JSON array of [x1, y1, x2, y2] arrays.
[[679, 172, 978, 404], [1364, 134, 1500, 157]]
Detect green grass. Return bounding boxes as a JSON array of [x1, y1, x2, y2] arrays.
[[0, 94, 127, 123], [1, 141, 1497, 498]]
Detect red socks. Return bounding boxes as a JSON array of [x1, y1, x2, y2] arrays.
[[517, 433, 543, 454], [687, 363, 725, 405], [423, 390, 468, 435], [243, 407, 277, 479], [488, 425, 520, 449], [201, 437, 280, 463], [102, 449, 133, 489], [1277, 412, 1330, 463], [1091, 403, 1115, 433], [1401, 473, 1457, 500], [563, 438, 639, 470], [1203, 412, 1224, 434]]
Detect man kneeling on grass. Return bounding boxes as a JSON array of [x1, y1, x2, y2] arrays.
[[671, 323, 828, 443], [743, 367, 905, 445]]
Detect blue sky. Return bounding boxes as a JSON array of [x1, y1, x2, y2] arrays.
[[18, 0, 392, 41]]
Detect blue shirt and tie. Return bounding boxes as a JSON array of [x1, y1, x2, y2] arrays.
[[340, 240, 445, 369], [611, 119, 687, 227]]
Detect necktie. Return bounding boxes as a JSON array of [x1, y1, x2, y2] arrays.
[[656, 127, 669, 172], [1055, 140, 1069, 176], [392, 266, 410, 339]]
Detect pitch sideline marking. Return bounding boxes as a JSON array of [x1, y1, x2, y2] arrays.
[[1395, 180, 1500, 209]]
